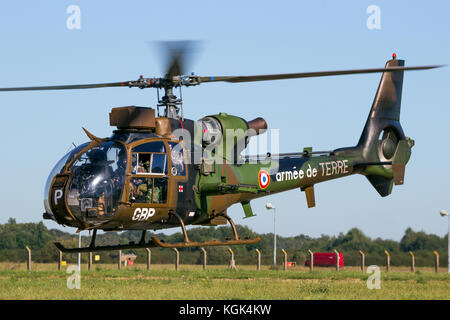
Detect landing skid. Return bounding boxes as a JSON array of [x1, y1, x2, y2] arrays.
[[54, 240, 157, 253], [151, 236, 260, 248], [54, 213, 260, 253]]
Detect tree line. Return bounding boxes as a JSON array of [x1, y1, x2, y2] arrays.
[[0, 218, 447, 267]]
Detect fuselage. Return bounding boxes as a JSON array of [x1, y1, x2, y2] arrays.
[[43, 123, 368, 232], [44, 104, 403, 233]]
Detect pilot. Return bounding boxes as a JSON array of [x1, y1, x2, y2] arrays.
[[87, 148, 111, 213], [130, 178, 153, 203], [141, 179, 153, 203], [152, 178, 167, 203], [88, 148, 107, 166], [152, 185, 161, 203], [143, 160, 150, 173], [129, 178, 140, 201], [130, 178, 141, 201], [110, 148, 126, 185], [117, 148, 127, 172], [137, 159, 151, 174], [137, 160, 145, 173], [97, 194, 105, 215]]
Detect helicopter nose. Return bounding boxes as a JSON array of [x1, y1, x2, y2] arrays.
[[48, 175, 82, 227]]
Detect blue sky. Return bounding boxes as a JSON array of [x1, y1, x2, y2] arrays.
[[0, 1, 448, 241]]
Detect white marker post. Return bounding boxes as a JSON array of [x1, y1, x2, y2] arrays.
[[266, 203, 276, 266], [439, 210, 449, 273], [78, 232, 81, 272]]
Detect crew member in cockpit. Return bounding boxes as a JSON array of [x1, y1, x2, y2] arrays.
[[87, 147, 112, 215], [114, 148, 127, 183]]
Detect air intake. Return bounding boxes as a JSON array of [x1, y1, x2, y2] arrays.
[[109, 106, 156, 130]]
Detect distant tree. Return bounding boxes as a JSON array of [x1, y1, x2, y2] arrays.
[[0, 219, 447, 265], [331, 228, 372, 251], [400, 228, 445, 251]]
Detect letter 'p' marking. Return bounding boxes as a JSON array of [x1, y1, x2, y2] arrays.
[[54, 189, 63, 205]]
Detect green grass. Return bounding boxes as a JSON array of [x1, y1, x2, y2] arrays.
[[0, 263, 448, 300]]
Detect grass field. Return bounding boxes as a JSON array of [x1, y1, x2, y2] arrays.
[[0, 263, 448, 300]]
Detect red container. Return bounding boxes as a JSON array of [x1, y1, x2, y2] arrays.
[[286, 262, 295, 268], [305, 252, 344, 267]]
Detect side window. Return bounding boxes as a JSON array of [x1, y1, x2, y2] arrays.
[[129, 141, 169, 204], [129, 177, 168, 204], [168, 141, 186, 176], [153, 177, 168, 203], [131, 141, 168, 175], [130, 177, 153, 203], [133, 141, 166, 153], [151, 154, 167, 174]]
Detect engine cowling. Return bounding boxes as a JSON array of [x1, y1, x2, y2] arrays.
[[199, 113, 268, 162]]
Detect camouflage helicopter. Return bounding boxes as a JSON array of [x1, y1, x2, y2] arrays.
[[0, 44, 442, 253]]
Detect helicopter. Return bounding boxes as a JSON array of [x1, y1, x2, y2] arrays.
[[0, 43, 442, 253]]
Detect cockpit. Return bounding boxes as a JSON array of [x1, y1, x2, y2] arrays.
[[44, 136, 187, 229], [67, 141, 127, 218], [44, 141, 127, 224]]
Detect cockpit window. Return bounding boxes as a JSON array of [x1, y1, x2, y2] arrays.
[[67, 141, 127, 218], [43, 142, 90, 215]]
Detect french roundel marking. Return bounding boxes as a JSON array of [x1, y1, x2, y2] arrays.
[[258, 170, 270, 189]]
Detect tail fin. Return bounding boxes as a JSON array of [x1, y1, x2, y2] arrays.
[[358, 57, 406, 151], [358, 57, 414, 196]]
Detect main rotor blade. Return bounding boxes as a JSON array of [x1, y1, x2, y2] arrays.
[[198, 65, 444, 84], [0, 64, 443, 92], [0, 81, 130, 92]]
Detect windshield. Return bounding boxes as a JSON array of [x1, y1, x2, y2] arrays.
[[66, 141, 126, 219], [43, 142, 90, 215]]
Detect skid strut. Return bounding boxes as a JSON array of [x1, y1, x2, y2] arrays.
[[151, 213, 260, 248]]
